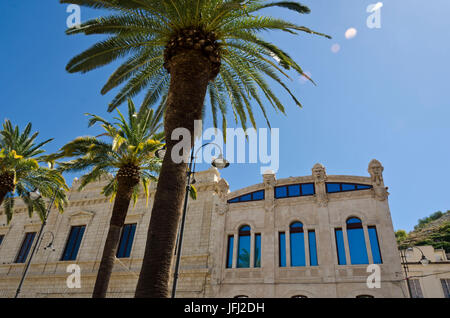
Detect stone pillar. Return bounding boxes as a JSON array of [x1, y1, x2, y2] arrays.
[[262, 170, 276, 297], [312, 163, 333, 284]]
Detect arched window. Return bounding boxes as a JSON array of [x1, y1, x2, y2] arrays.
[[234, 295, 249, 298], [290, 222, 305, 267], [237, 225, 251, 268], [356, 295, 374, 298], [292, 295, 308, 298], [346, 218, 369, 265]]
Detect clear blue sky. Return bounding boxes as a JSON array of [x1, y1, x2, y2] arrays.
[[1, 1, 449, 232]]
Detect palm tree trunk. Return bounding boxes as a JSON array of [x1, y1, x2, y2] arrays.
[[92, 167, 139, 298], [135, 50, 212, 298]]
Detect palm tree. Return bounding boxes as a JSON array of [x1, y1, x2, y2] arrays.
[[55, 99, 164, 298], [0, 120, 68, 223], [60, 0, 330, 297]]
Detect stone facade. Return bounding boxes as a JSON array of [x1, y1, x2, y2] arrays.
[[0, 160, 407, 298]]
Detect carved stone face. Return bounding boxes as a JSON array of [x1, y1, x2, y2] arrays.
[[369, 160, 384, 177], [371, 166, 383, 176], [312, 164, 326, 182]]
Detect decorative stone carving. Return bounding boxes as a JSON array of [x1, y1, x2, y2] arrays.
[[262, 170, 276, 213], [368, 159, 388, 201], [215, 178, 229, 215], [312, 163, 328, 207], [215, 200, 228, 215], [262, 170, 276, 188]]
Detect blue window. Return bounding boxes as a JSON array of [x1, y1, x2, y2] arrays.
[[327, 183, 373, 193], [335, 228, 346, 265], [327, 183, 341, 193], [346, 218, 369, 265], [368, 226, 382, 264], [227, 190, 265, 203], [279, 232, 286, 267], [275, 186, 288, 198], [290, 222, 305, 267], [254, 234, 261, 268], [308, 230, 318, 266], [237, 225, 251, 268], [61, 225, 86, 261], [117, 224, 137, 258], [287, 185, 301, 197], [15, 232, 36, 263], [301, 183, 315, 196], [252, 190, 265, 201], [0, 235, 4, 247], [342, 184, 356, 191], [240, 193, 252, 202], [275, 183, 315, 199], [226, 235, 234, 268]]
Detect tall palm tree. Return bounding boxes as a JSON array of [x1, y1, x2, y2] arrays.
[[0, 120, 68, 223], [61, 0, 330, 297], [55, 99, 164, 298]]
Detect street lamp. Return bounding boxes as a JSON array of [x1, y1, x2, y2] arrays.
[[400, 246, 431, 298], [157, 143, 230, 298], [14, 188, 58, 298]]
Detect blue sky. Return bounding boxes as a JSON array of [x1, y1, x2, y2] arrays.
[[1, 1, 449, 232]]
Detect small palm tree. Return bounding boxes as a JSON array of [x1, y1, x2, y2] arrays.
[[0, 120, 68, 223], [61, 0, 330, 297], [55, 99, 164, 298]]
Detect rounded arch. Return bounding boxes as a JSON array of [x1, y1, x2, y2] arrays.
[[346, 289, 383, 298], [340, 208, 370, 225], [290, 221, 304, 227], [346, 217, 363, 229], [356, 294, 374, 298], [232, 220, 256, 232], [239, 224, 251, 233], [237, 224, 252, 268], [289, 221, 304, 233], [279, 289, 315, 298], [346, 216, 362, 224]]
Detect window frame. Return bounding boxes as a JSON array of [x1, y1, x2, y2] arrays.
[[346, 218, 369, 265], [237, 225, 251, 268], [289, 222, 306, 267], [334, 228, 347, 265], [60, 225, 86, 261], [226, 235, 234, 269], [368, 225, 383, 264], [274, 183, 316, 199], [15, 232, 36, 264], [116, 223, 137, 259], [326, 182, 373, 194], [227, 190, 265, 204]]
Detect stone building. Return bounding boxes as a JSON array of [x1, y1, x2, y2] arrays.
[[0, 160, 407, 298], [400, 245, 450, 298]]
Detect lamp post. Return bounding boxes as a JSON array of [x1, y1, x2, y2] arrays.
[[14, 189, 58, 298], [156, 142, 230, 298], [400, 246, 430, 298]]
